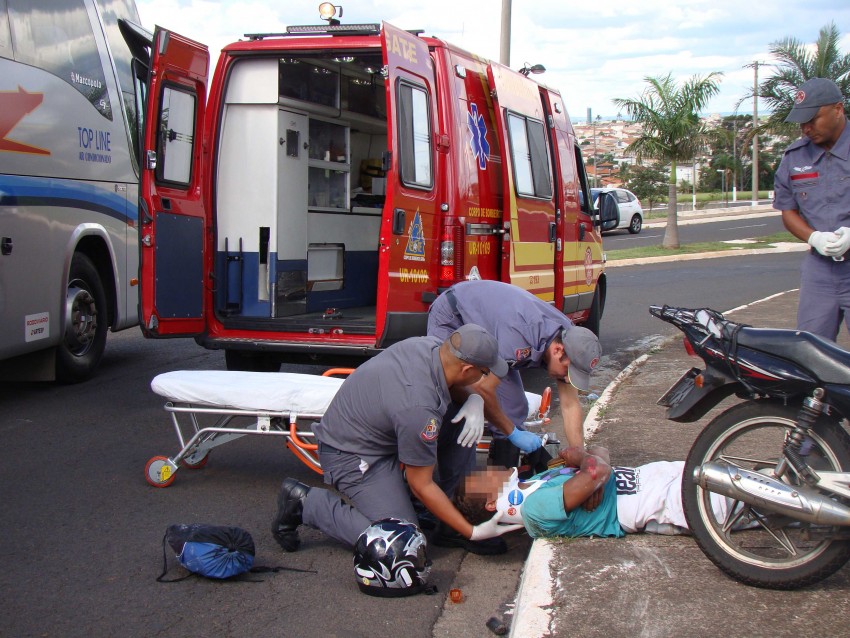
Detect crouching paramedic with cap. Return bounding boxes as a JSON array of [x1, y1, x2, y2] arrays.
[[775, 77, 850, 340], [270, 324, 523, 554], [427, 280, 602, 492]]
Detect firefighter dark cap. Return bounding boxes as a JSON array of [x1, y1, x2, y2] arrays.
[[448, 324, 509, 378], [785, 78, 844, 123], [560, 326, 601, 392]]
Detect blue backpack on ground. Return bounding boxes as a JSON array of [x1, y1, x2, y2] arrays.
[[157, 523, 316, 583], [158, 524, 255, 581]]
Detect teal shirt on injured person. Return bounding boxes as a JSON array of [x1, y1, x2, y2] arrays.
[[520, 467, 623, 539]]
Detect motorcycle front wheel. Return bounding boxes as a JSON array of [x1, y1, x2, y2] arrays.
[[682, 400, 850, 589]]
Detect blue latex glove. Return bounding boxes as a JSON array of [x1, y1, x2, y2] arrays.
[[507, 427, 542, 453]]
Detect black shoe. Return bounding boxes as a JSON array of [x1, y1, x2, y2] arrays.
[[431, 526, 507, 556], [272, 478, 311, 552]]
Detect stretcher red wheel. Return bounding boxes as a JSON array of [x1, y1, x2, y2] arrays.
[[181, 451, 209, 469], [145, 455, 177, 488]]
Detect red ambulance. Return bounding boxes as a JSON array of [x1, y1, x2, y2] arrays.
[[129, 15, 609, 370]]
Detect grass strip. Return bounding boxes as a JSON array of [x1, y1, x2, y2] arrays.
[[606, 231, 803, 261]]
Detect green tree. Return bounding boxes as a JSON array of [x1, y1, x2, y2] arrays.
[[626, 165, 668, 211], [709, 115, 751, 191], [614, 72, 722, 248], [757, 21, 850, 135]]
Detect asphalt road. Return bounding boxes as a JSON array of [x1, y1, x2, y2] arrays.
[[603, 211, 786, 249], [600, 250, 802, 361], [0, 249, 809, 638]]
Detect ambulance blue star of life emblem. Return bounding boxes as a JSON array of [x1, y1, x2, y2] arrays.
[[467, 103, 490, 170]]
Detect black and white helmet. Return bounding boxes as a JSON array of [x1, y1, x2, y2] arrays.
[[353, 518, 431, 597]]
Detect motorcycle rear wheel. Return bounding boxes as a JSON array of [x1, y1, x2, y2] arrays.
[[683, 400, 850, 589]]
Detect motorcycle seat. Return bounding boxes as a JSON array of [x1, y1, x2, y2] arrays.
[[736, 327, 850, 384]]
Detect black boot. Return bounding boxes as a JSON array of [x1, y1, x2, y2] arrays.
[[271, 478, 311, 552]]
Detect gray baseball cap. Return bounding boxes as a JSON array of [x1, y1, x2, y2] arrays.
[[561, 326, 602, 392], [785, 78, 844, 123], [448, 324, 509, 378]]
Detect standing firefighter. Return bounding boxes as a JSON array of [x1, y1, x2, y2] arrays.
[[776, 77, 850, 340]]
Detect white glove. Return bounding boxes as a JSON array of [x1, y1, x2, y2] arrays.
[[825, 227, 850, 258], [470, 510, 524, 541], [808, 230, 838, 256], [453, 394, 485, 448]]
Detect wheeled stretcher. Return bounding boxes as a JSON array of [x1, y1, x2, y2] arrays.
[[145, 368, 551, 488]]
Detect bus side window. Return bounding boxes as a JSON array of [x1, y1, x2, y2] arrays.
[[7, 0, 112, 119], [156, 85, 196, 186], [0, 0, 12, 60]]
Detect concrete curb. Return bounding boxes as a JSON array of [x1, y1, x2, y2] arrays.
[[508, 540, 555, 638], [510, 287, 801, 638]]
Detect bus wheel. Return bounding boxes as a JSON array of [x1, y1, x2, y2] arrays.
[[57, 254, 108, 383]]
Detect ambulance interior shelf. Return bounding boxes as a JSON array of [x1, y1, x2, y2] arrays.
[[306, 120, 386, 212]]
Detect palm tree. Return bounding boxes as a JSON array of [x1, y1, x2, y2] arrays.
[[758, 22, 850, 135], [614, 72, 722, 248]]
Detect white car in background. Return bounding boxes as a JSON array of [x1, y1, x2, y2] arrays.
[[591, 187, 643, 234]]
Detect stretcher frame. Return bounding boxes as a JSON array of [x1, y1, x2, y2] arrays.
[[145, 368, 551, 488]]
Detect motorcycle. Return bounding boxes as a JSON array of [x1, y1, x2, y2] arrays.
[[651, 304, 850, 589]]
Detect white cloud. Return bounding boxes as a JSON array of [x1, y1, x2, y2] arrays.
[[135, 0, 850, 118]]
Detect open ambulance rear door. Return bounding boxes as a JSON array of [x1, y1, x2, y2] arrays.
[[377, 22, 439, 345], [138, 28, 209, 337]]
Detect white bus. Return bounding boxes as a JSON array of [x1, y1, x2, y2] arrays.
[[0, 0, 145, 381]]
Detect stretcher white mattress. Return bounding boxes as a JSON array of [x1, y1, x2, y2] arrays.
[[151, 370, 543, 420], [151, 370, 345, 414]]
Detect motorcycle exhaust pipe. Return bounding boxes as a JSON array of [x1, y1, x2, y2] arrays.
[[693, 462, 850, 526]]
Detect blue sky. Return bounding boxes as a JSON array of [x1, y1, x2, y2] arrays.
[[135, 0, 849, 119]]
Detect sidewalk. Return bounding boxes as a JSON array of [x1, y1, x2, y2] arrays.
[[510, 289, 850, 637]]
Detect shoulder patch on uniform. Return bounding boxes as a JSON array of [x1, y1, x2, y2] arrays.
[[515, 347, 531, 362], [420, 418, 439, 442]]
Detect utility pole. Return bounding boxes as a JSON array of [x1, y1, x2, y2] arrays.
[[732, 116, 738, 201], [499, 0, 511, 66]]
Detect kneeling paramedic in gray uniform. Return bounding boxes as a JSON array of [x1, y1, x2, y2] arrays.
[[427, 280, 602, 497], [271, 325, 522, 556], [775, 77, 850, 340]]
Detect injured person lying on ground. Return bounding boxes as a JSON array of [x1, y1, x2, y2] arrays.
[[453, 446, 733, 539]]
